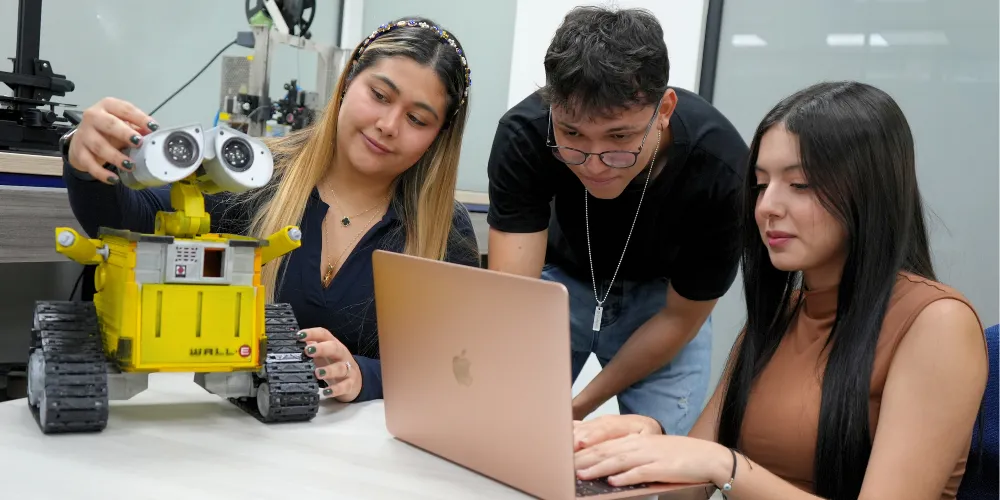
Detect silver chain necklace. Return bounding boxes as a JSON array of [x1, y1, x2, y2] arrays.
[[584, 129, 660, 332]]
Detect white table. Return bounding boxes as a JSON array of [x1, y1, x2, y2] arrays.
[[0, 372, 531, 499]]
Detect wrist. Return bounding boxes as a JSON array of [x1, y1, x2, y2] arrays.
[[572, 393, 601, 415], [59, 126, 76, 163], [707, 443, 736, 491], [62, 158, 97, 181], [59, 128, 99, 182], [639, 415, 664, 434], [576, 379, 614, 410]]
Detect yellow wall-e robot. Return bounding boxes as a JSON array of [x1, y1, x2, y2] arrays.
[[27, 124, 320, 433]]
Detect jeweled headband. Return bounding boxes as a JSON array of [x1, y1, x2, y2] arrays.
[[355, 19, 472, 108]]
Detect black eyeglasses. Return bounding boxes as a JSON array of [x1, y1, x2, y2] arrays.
[[545, 106, 658, 169]]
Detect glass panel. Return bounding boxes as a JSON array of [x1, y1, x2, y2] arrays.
[[711, 0, 999, 325]]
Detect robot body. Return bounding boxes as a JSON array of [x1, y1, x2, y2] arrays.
[[27, 125, 319, 433]]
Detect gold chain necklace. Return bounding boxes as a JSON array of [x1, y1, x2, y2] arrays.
[[328, 186, 389, 227], [321, 206, 383, 288]]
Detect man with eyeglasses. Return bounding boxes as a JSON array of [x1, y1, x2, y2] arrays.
[[485, 6, 749, 434]]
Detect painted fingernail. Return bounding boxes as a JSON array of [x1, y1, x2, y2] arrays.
[[323, 388, 332, 396], [147, 121, 159, 131], [318, 368, 326, 377], [296, 331, 306, 340], [122, 160, 134, 170], [306, 346, 316, 355], [107, 175, 119, 185], [130, 135, 141, 145]]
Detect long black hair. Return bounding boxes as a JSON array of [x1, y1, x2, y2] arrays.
[[716, 81, 936, 499]]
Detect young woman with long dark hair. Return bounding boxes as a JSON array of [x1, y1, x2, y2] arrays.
[[569, 81, 988, 500]]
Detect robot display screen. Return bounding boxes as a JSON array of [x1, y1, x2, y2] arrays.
[[203, 248, 225, 278]]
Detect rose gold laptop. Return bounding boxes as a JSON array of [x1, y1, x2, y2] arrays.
[[372, 250, 704, 500]]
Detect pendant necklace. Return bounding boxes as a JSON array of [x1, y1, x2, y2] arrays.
[[321, 206, 382, 288], [328, 186, 388, 227], [583, 129, 659, 332]]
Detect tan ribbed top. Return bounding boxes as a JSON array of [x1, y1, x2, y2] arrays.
[[740, 272, 977, 498]]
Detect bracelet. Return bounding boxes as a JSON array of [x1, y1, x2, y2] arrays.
[[721, 448, 737, 497], [720, 448, 752, 499]]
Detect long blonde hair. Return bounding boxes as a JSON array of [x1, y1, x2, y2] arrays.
[[245, 17, 472, 302]]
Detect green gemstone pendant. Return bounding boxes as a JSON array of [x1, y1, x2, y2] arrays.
[[341, 217, 351, 226]]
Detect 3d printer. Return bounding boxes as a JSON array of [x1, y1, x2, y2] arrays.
[[220, 0, 348, 136], [0, 0, 77, 155]]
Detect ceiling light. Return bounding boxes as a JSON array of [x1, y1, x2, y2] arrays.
[[869, 33, 889, 46], [731, 34, 767, 47], [826, 33, 866, 46]]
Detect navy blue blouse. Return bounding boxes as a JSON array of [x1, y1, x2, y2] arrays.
[[63, 163, 482, 402]]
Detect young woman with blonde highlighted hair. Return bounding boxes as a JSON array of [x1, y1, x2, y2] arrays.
[[61, 17, 480, 404]]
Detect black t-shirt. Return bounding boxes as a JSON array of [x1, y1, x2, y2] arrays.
[[486, 87, 749, 301]]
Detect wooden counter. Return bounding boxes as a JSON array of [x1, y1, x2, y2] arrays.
[[0, 186, 83, 263], [0, 151, 62, 176]]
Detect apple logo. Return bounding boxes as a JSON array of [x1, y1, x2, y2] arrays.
[[452, 349, 473, 386]]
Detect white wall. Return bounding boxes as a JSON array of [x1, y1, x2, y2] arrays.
[[505, 0, 711, 419], [340, 0, 365, 50], [507, 0, 708, 108]]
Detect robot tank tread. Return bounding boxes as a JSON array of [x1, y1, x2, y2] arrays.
[[26, 301, 320, 434], [27, 301, 109, 433], [228, 303, 321, 423]]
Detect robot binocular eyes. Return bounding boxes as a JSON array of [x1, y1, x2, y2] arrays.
[[119, 124, 274, 193]]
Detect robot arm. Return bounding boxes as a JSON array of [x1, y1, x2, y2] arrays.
[[260, 226, 303, 266], [54, 227, 108, 265]]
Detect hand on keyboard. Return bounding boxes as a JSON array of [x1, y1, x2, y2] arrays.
[[574, 434, 725, 491], [575, 477, 647, 497], [573, 414, 663, 451]]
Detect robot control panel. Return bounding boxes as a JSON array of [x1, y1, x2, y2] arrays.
[[165, 242, 229, 284]]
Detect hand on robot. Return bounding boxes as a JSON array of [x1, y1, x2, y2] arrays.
[[297, 327, 363, 403], [69, 97, 158, 185]]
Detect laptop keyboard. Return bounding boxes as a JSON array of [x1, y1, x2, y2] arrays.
[[575, 478, 647, 497]]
